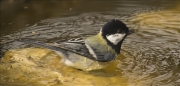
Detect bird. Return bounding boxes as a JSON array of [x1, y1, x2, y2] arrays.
[[17, 19, 133, 71]]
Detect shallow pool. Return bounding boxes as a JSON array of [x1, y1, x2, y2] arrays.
[[0, 0, 180, 86]]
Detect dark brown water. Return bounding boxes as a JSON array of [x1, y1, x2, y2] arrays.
[[0, 0, 180, 86]]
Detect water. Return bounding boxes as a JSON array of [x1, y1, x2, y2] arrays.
[[0, 0, 180, 86]]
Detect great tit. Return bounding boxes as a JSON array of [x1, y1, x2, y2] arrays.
[[18, 19, 132, 71]]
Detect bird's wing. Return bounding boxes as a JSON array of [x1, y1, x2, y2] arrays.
[[17, 38, 115, 62], [54, 38, 115, 62], [52, 38, 97, 61], [86, 46, 115, 62]]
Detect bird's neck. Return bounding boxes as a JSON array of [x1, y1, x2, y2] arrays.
[[97, 33, 123, 54], [96, 33, 118, 54]]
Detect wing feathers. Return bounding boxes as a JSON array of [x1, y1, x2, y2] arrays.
[[85, 43, 98, 59], [17, 38, 115, 62]]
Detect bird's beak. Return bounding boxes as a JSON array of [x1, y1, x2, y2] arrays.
[[128, 29, 134, 35]]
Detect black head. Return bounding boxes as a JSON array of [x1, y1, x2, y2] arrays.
[[101, 19, 129, 54]]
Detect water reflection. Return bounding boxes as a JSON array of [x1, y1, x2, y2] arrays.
[[0, 0, 180, 86]]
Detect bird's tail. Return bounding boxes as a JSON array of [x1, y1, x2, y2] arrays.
[[17, 38, 66, 53]]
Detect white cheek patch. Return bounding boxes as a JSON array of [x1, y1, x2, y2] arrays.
[[106, 33, 125, 45]]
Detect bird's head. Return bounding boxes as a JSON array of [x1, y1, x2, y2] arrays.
[[100, 19, 131, 54]]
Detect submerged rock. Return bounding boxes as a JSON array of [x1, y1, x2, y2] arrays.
[[0, 48, 125, 86]]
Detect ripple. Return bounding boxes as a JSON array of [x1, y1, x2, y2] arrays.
[[117, 10, 180, 85], [128, 10, 180, 30]]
